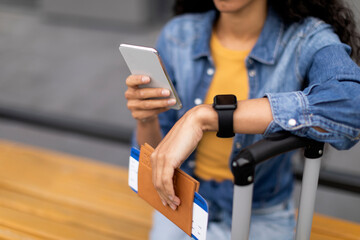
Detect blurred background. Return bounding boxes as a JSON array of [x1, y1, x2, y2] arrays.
[[0, 0, 359, 223]]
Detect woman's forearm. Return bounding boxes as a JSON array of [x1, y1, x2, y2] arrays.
[[136, 117, 163, 148], [234, 98, 273, 134]]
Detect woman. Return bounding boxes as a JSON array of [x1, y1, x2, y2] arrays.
[[125, 0, 360, 239]]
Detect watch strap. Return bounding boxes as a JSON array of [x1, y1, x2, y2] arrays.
[[216, 108, 235, 138]]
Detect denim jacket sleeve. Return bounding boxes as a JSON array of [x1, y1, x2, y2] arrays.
[[265, 24, 360, 150]]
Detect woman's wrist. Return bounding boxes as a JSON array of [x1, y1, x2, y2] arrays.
[[137, 115, 159, 126], [191, 104, 218, 132], [136, 115, 162, 147]]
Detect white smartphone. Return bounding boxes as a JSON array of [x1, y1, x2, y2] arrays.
[[119, 43, 182, 110]]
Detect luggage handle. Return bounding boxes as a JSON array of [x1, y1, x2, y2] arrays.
[[231, 131, 324, 240]]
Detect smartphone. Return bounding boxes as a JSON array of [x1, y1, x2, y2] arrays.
[[119, 43, 182, 110]]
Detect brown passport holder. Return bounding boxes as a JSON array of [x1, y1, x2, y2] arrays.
[[138, 143, 199, 236]]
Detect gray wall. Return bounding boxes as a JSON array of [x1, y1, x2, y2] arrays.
[[41, 0, 174, 25]]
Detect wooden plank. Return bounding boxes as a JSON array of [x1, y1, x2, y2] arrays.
[[0, 225, 44, 240], [311, 213, 360, 240], [0, 140, 128, 186], [0, 188, 150, 240], [0, 179, 151, 227], [0, 140, 153, 240], [0, 140, 152, 218], [0, 206, 121, 240], [310, 232, 341, 240]]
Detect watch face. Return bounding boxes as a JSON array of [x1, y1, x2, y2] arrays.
[[214, 95, 237, 110], [216, 95, 237, 105]]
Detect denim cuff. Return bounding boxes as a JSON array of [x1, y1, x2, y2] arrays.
[[264, 91, 360, 149], [264, 91, 311, 135]]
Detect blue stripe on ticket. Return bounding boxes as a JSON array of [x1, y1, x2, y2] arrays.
[[129, 147, 140, 193], [193, 192, 208, 213], [191, 192, 209, 240], [130, 147, 140, 161]]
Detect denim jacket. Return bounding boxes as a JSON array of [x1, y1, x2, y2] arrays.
[[146, 7, 360, 220]]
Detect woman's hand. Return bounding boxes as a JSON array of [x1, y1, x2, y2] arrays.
[[150, 105, 218, 210], [124, 75, 176, 122]]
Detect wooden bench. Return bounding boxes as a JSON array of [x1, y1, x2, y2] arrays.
[[0, 140, 358, 240]]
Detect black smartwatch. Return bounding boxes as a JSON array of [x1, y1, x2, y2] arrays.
[[213, 94, 237, 138]]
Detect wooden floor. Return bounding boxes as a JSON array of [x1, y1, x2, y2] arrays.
[[0, 140, 359, 240]]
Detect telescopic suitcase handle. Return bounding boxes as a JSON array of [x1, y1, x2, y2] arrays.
[[231, 131, 324, 240]]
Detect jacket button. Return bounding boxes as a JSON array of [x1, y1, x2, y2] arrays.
[[249, 70, 256, 77], [207, 68, 214, 76], [188, 161, 196, 168], [288, 119, 297, 127], [235, 142, 242, 149], [194, 98, 203, 105]]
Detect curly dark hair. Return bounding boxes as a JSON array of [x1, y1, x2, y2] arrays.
[[173, 0, 360, 64]]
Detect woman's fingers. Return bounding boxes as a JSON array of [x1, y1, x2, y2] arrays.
[[125, 87, 171, 100], [125, 74, 175, 111], [125, 75, 150, 87], [124, 74, 176, 122], [151, 150, 180, 210], [162, 166, 181, 209], [151, 125, 189, 210], [127, 98, 176, 111]]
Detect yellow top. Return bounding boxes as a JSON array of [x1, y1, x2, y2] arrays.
[[194, 33, 250, 181]]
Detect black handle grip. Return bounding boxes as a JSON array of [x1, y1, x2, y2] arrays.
[[232, 132, 324, 186], [237, 132, 312, 165]]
